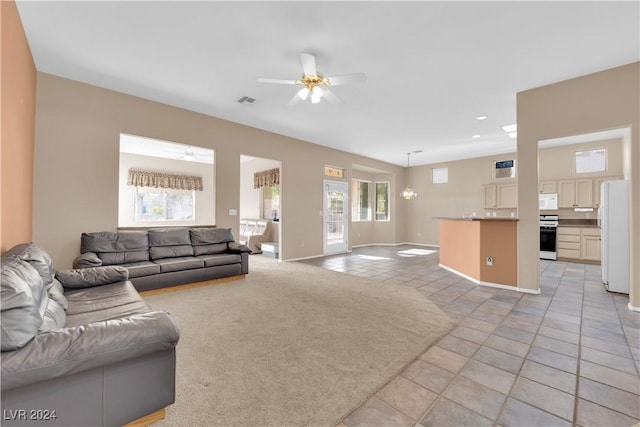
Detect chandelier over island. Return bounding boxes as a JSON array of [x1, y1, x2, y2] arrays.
[[401, 151, 421, 200]]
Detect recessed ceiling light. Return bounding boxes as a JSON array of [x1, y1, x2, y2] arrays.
[[476, 115, 488, 120], [508, 131, 517, 139], [502, 124, 517, 133], [472, 135, 481, 139]]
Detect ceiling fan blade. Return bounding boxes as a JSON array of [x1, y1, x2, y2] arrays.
[[257, 77, 297, 85], [322, 89, 342, 104], [327, 72, 367, 86], [286, 93, 302, 107], [300, 53, 317, 76]]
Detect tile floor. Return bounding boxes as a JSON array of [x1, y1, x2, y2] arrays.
[[298, 245, 640, 427]]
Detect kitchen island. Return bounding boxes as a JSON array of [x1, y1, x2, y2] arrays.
[[436, 217, 526, 292]]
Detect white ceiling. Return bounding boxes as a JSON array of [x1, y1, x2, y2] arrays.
[[16, 1, 639, 167]]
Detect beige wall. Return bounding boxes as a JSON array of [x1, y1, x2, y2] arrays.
[[0, 0, 36, 252], [539, 139, 622, 180], [33, 73, 406, 268], [517, 62, 639, 303]]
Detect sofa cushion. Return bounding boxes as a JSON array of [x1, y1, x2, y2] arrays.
[[64, 281, 152, 327], [153, 257, 204, 273], [190, 228, 234, 245], [57, 266, 129, 289], [48, 278, 68, 310], [148, 228, 191, 247], [40, 298, 66, 332], [4, 242, 56, 286], [121, 261, 161, 278], [150, 245, 194, 260], [98, 250, 150, 265], [196, 253, 242, 268], [0, 257, 48, 351], [73, 251, 103, 268], [193, 243, 228, 256], [81, 231, 149, 253]]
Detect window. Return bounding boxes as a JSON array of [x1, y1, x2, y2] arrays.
[[494, 159, 516, 179], [352, 180, 371, 221], [432, 167, 448, 184], [135, 188, 195, 222], [576, 148, 606, 173], [262, 185, 280, 221], [375, 182, 390, 221]]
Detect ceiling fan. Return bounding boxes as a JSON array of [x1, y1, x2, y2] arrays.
[[257, 53, 366, 106]]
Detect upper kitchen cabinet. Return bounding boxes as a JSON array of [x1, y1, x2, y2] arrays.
[[593, 176, 622, 208], [483, 184, 497, 209], [539, 181, 557, 194], [558, 179, 592, 208], [483, 183, 517, 209], [497, 183, 518, 209]]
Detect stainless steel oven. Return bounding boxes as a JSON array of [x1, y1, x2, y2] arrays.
[[540, 215, 559, 260]]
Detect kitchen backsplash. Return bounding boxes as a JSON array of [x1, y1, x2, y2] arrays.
[[558, 218, 598, 227]]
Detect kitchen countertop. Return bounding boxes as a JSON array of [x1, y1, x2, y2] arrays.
[[558, 224, 600, 228], [558, 219, 599, 228], [434, 216, 519, 222]]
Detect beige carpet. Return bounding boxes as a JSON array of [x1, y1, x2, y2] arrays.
[[145, 257, 456, 427]]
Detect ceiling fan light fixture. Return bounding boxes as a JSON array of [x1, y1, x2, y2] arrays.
[[297, 88, 309, 100], [312, 86, 323, 97]]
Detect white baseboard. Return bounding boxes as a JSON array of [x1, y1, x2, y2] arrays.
[[284, 250, 352, 262], [439, 264, 541, 294], [352, 242, 440, 249], [628, 302, 640, 312]]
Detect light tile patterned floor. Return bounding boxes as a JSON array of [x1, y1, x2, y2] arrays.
[[298, 245, 640, 427]]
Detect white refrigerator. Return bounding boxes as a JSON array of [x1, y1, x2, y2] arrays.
[[598, 180, 629, 294]]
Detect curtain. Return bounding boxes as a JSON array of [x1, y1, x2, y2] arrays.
[[254, 168, 280, 189], [127, 169, 203, 191]]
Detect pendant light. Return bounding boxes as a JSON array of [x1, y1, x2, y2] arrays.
[[401, 151, 418, 200]]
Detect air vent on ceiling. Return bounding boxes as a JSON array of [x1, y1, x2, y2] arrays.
[[237, 96, 256, 104]]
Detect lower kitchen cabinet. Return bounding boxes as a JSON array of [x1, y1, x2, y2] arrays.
[[581, 229, 602, 261], [557, 226, 601, 263]]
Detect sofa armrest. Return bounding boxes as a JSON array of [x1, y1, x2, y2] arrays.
[[56, 266, 129, 289], [228, 241, 252, 254], [72, 251, 103, 269], [0, 311, 180, 391]]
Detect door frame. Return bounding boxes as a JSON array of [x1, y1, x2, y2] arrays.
[[323, 180, 349, 255]]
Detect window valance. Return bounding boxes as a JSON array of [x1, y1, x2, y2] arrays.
[[127, 169, 203, 191], [254, 168, 280, 189]]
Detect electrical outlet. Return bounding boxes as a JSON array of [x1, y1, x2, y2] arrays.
[[486, 256, 493, 266]]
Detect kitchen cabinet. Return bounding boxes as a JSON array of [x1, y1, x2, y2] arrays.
[[483, 183, 517, 209], [558, 179, 592, 208], [557, 227, 581, 260], [593, 176, 622, 209], [581, 229, 601, 262], [483, 184, 497, 209], [557, 226, 601, 263], [497, 184, 518, 209], [539, 181, 557, 194]]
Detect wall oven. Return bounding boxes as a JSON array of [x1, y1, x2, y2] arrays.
[[540, 215, 559, 260]]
